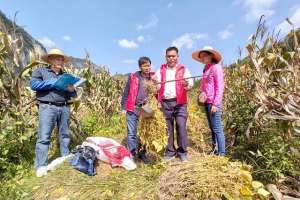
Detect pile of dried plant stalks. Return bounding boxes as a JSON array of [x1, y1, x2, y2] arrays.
[[138, 96, 168, 154], [158, 155, 270, 200], [187, 103, 210, 152]]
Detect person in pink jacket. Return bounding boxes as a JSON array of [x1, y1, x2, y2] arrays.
[[192, 46, 225, 156]]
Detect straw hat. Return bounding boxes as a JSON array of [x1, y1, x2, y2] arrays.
[[192, 46, 222, 63], [41, 48, 70, 63]]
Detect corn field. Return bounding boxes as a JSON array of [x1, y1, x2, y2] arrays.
[[0, 20, 42, 183], [223, 17, 300, 186], [1, 12, 300, 199]]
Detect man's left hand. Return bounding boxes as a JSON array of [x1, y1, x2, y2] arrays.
[[67, 85, 75, 92], [184, 80, 191, 90], [211, 105, 218, 113]]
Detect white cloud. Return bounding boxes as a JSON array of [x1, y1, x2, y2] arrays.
[[62, 35, 72, 41], [137, 14, 159, 31], [122, 59, 136, 64], [167, 2, 173, 8], [137, 35, 145, 42], [290, 4, 300, 12], [234, 0, 277, 22], [276, 7, 300, 36], [38, 37, 56, 48], [218, 30, 233, 40], [118, 39, 139, 49], [171, 33, 208, 49], [218, 24, 234, 40]]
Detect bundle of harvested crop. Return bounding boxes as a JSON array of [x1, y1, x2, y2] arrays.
[[159, 155, 270, 200], [138, 96, 167, 154]]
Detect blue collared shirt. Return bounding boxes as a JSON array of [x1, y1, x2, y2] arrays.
[[30, 66, 77, 102]]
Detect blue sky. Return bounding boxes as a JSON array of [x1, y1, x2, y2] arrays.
[[1, 0, 300, 76]]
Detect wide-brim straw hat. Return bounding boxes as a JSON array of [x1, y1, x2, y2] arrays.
[[41, 48, 70, 63], [192, 46, 222, 63]]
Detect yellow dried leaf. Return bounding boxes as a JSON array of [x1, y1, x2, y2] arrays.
[[267, 53, 276, 60], [252, 181, 264, 189], [240, 170, 252, 183], [240, 164, 252, 171], [55, 186, 65, 194], [222, 192, 234, 200], [257, 188, 270, 197], [258, 57, 264, 66], [152, 141, 163, 152], [32, 186, 40, 190], [240, 186, 253, 196]]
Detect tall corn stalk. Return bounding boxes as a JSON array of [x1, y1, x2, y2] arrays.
[[223, 16, 300, 183], [241, 17, 299, 138], [78, 54, 124, 121], [0, 17, 43, 181]]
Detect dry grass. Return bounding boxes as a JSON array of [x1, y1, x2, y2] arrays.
[[21, 160, 166, 200], [159, 155, 256, 200]]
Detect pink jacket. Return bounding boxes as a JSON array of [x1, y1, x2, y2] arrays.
[[200, 63, 224, 106]]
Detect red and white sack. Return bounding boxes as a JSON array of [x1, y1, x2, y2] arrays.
[[82, 137, 136, 171]]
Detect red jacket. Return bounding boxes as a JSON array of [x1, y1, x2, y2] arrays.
[[125, 72, 155, 112], [158, 64, 187, 104]]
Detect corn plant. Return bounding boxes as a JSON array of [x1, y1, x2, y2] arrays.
[[223, 16, 300, 183], [78, 54, 124, 121], [0, 17, 42, 182]]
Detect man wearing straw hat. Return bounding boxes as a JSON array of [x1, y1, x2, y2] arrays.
[[30, 48, 76, 177], [155, 46, 194, 162]]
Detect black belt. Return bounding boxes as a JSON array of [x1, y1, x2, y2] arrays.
[[162, 98, 177, 102], [38, 100, 72, 106]]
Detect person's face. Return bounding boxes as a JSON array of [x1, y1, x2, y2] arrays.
[[48, 55, 65, 68], [140, 61, 151, 75], [166, 50, 178, 67], [199, 52, 213, 65]]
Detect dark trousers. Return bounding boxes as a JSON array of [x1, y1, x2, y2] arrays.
[[161, 100, 188, 157]]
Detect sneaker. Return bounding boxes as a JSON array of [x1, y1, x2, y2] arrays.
[[138, 152, 150, 164], [163, 155, 176, 161], [36, 166, 47, 177], [130, 151, 138, 163], [179, 155, 188, 162], [133, 154, 139, 163]]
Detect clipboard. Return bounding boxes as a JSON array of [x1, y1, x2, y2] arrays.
[[53, 73, 84, 91]]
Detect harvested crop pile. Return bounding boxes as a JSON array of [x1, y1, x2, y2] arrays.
[[137, 80, 168, 154], [138, 96, 168, 154], [158, 155, 270, 200], [187, 103, 210, 152]]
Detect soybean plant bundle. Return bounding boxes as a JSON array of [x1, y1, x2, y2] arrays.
[[138, 81, 167, 153], [159, 155, 270, 200], [187, 104, 208, 149], [138, 97, 167, 153]]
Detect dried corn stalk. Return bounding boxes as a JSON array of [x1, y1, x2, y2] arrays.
[[224, 16, 300, 139]]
